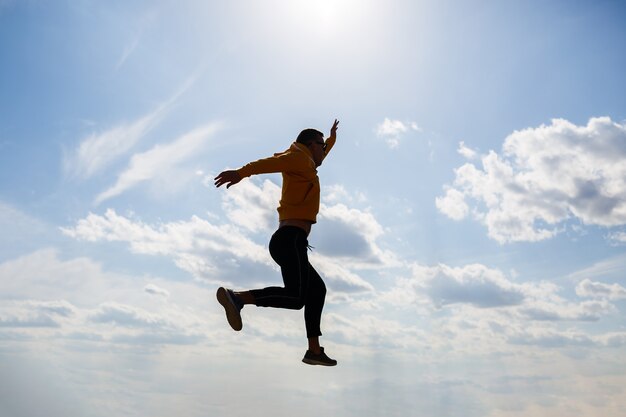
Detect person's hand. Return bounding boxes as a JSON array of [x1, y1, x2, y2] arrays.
[[214, 170, 242, 189], [330, 119, 339, 140]]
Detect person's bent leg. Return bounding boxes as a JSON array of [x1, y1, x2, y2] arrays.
[[250, 227, 310, 310], [216, 287, 244, 331], [234, 291, 256, 305]]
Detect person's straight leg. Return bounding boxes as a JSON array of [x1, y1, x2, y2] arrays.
[[308, 336, 321, 355], [304, 264, 326, 340]]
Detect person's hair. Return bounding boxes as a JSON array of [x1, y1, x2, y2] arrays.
[[296, 128, 324, 145]]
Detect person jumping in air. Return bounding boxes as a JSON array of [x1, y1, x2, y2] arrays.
[[214, 119, 339, 366]]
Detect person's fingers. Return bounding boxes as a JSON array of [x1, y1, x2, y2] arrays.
[[215, 171, 240, 188], [215, 177, 226, 187]]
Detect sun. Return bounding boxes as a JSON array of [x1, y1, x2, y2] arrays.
[[304, 0, 340, 31], [287, 0, 358, 37]]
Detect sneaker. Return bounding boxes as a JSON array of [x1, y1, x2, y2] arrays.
[[216, 287, 243, 331], [302, 347, 337, 366]]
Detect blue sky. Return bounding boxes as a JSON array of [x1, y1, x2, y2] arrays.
[[1, 1, 626, 416]]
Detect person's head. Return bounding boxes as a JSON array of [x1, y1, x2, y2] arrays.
[[296, 128, 326, 167]]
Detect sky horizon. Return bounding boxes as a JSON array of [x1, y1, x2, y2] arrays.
[[1, 1, 626, 416]]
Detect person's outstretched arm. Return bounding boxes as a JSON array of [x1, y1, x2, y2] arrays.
[[215, 151, 297, 189], [214, 170, 242, 189]]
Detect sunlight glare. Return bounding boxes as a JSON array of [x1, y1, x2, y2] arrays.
[[289, 0, 355, 37]]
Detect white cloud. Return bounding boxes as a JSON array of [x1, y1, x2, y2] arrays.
[[508, 328, 595, 348], [0, 249, 218, 350], [437, 117, 626, 243], [0, 248, 113, 303], [316, 203, 386, 262], [457, 141, 478, 159], [144, 284, 170, 298], [322, 184, 367, 205], [311, 258, 375, 293], [0, 301, 64, 328], [408, 263, 527, 309], [220, 178, 281, 233], [0, 297, 206, 348], [325, 313, 427, 349], [95, 123, 221, 204], [385, 261, 621, 328], [89, 302, 171, 328], [520, 299, 616, 322], [61, 204, 378, 295], [218, 179, 385, 289], [0, 247, 209, 312], [375, 117, 421, 148], [61, 209, 271, 284], [64, 177, 394, 294], [576, 279, 626, 301], [435, 187, 469, 220], [59, 175, 625, 370], [598, 332, 626, 347]]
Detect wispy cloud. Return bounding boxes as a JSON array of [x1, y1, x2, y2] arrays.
[[436, 117, 626, 243], [607, 230, 626, 245], [566, 253, 626, 283], [64, 74, 198, 180], [94, 122, 220, 205], [115, 35, 141, 71], [114, 9, 159, 71]]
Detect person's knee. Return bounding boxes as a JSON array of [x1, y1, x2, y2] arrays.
[[318, 281, 327, 299], [292, 294, 306, 310], [284, 287, 306, 309]]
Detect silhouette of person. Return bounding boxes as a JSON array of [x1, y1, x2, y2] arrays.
[[214, 119, 339, 366]]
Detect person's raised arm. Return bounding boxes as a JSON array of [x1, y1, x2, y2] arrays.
[[330, 119, 339, 140], [324, 119, 339, 156]]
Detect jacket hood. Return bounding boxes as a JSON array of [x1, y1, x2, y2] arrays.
[[273, 142, 315, 166]]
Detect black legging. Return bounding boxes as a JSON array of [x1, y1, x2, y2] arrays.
[[250, 226, 326, 338]]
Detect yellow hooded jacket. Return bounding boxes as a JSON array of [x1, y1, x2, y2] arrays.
[[236, 136, 336, 223]]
